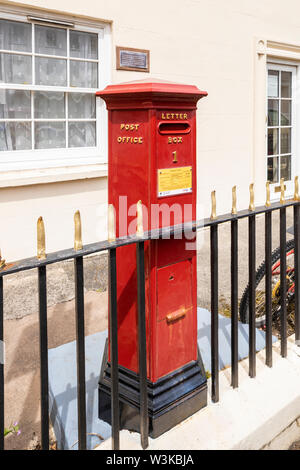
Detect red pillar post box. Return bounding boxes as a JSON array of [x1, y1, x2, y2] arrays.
[[97, 80, 208, 438]]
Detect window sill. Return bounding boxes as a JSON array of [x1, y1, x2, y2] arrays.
[[0, 163, 108, 188]]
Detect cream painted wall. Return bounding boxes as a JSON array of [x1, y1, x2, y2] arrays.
[[0, 177, 108, 260], [2, 0, 300, 259]]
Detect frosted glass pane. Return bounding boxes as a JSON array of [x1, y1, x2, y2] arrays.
[[35, 92, 65, 119], [70, 61, 97, 88], [35, 25, 67, 57], [35, 122, 66, 149], [280, 128, 291, 154], [35, 57, 67, 86], [68, 122, 96, 147], [267, 157, 279, 184], [0, 53, 32, 84], [0, 20, 31, 52], [280, 155, 291, 181], [268, 128, 278, 155], [0, 90, 31, 119], [281, 72, 292, 98], [268, 70, 279, 98], [68, 93, 95, 118], [268, 99, 279, 126], [281, 100, 291, 126], [70, 31, 98, 59], [0, 122, 31, 151]]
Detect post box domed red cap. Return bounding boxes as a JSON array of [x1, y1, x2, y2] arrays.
[[96, 79, 207, 108]]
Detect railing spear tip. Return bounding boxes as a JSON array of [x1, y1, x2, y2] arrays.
[[280, 178, 285, 205], [0, 248, 5, 269], [37, 216, 46, 260], [108, 204, 116, 242], [136, 200, 144, 237], [265, 181, 271, 207], [232, 186, 237, 215], [249, 183, 255, 211], [210, 190, 217, 220], [294, 176, 299, 202], [74, 210, 83, 251]]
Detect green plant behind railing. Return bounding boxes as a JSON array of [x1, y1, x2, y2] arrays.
[[4, 422, 21, 438]]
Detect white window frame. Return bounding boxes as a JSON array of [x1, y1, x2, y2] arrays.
[[266, 62, 297, 200], [0, 9, 111, 173]]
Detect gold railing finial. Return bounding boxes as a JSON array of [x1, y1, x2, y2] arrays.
[[108, 204, 116, 242], [280, 178, 285, 204], [210, 191, 217, 220], [0, 249, 5, 269], [74, 210, 83, 251], [136, 200, 144, 237], [37, 216, 46, 260], [249, 183, 255, 211], [266, 181, 271, 207], [232, 186, 237, 215], [294, 176, 299, 201]]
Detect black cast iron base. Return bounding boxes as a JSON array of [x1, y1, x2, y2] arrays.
[[98, 340, 207, 438]]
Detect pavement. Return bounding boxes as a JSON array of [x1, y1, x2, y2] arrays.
[[48, 308, 276, 450], [3, 290, 108, 450], [98, 334, 300, 451]]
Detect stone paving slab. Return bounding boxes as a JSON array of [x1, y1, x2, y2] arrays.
[[99, 336, 300, 451], [3, 290, 108, 450]]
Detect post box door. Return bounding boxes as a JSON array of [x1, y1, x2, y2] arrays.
[[155, 259, 196, 379]]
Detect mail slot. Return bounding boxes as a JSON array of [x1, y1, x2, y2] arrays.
[[158, 122, 191, 134], [97, 80, 208, 438]]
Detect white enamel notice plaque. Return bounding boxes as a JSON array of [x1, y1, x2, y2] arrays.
[[158, 166, 192, 197]]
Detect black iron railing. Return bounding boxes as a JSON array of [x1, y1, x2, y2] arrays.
[[0, 196, 300, 451]]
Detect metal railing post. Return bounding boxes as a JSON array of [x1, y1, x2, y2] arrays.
[[0, 277, 4, 451], [108, 247, 120, 451], [265, 210, 273, 367], [248, 214, 256, 378], [210, 224, 219, 402], [231, 218, 238, 388], [280, 207, 287, 357], [74, 256, 87, 450], [38, 265, 49, 450], [136, 241, 149, 449], [294, 203, 300, 345]]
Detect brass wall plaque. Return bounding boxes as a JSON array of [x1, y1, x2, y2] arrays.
[[116, 46, 150, 72], [158, 166, 192, 197]]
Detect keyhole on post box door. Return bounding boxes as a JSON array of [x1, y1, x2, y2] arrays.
[[169, 275, 174, 281], [172, 151, 178, 163]]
